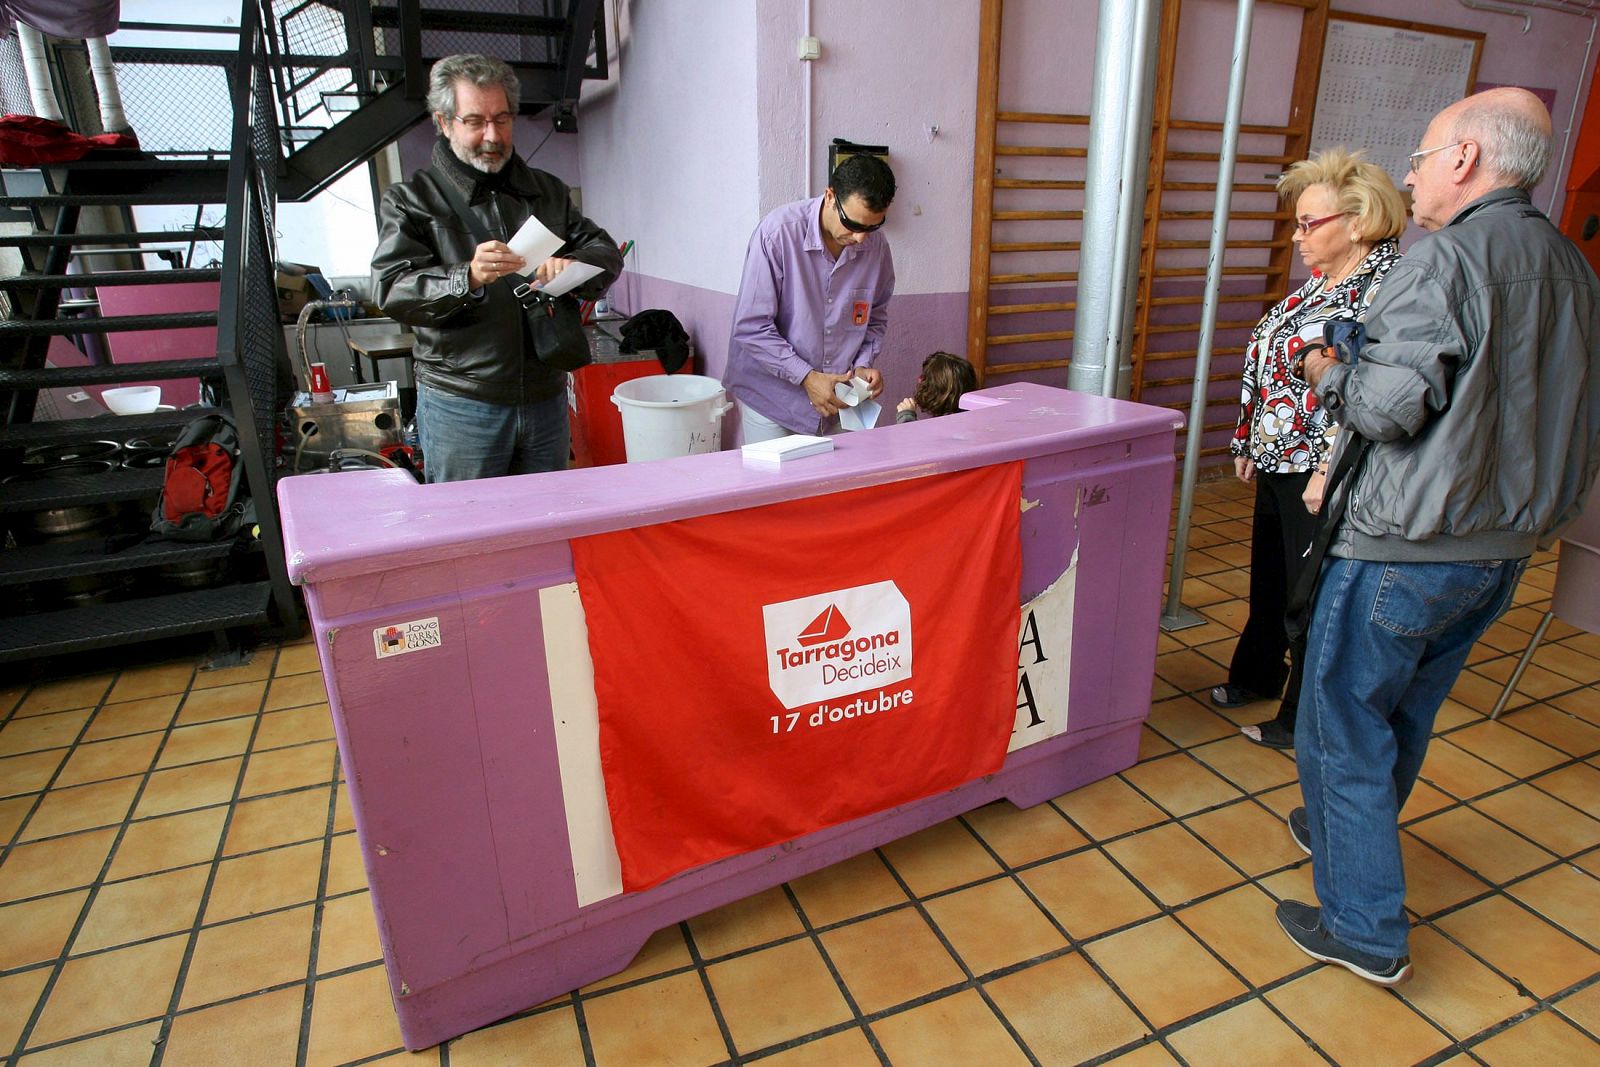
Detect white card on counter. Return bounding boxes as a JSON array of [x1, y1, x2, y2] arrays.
[[534, 261, 605, 297], [839, 397, 881, 431], [741, 434, 833, 466], [507, 214, 564, 275]]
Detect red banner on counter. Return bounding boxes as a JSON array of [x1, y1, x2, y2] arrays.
[[571, 462, 1023, 892]]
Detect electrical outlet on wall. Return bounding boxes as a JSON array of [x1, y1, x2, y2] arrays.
[[797, 36, 821, 61]]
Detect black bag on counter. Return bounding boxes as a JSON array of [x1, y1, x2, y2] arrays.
[[427, 171, 594, 372], [521, 290, 592, 371]]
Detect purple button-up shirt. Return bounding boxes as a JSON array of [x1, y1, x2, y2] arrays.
[[723, 196, 895, 434]]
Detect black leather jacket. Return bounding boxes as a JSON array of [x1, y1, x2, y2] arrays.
[[371, 139, 623, 405]]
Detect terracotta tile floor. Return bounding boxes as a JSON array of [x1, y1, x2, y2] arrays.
[[2, 474, 1597, 1065]]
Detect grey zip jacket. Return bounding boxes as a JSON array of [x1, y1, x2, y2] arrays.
[[371, 139, 623, 406], [1317, 187, 1600, 562]]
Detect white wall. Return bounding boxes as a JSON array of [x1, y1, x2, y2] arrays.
[[804, 0, 981, 297], [577, 0, 760, 298]]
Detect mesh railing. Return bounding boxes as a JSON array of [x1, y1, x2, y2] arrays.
[[239, 34, 286, 457], [0, 35, 33, 116], [93, 47, 238, 155]]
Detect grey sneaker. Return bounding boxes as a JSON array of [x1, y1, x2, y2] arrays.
[[1275, 900, 1412, 986], [1288, 806, 1311, 856]]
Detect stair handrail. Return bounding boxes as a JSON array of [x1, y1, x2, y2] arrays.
[[214, 0, 300, 628]]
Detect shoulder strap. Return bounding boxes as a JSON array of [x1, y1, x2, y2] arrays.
[[1284, 431, 1371, 642], [421, 169, 494, 245], [419, 169, 552, 311]]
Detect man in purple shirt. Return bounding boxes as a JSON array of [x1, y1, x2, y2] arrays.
[[724, 155, 897, 442]]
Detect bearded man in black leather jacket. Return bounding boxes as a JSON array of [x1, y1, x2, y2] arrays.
[[372, 53, 622, 481]]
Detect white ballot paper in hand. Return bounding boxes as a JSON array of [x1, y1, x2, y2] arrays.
[[839, 396, 881, 431], [507, 214, 565, 276], [534, 261, 605, 298]]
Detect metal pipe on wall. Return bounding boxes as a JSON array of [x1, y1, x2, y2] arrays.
[[1102, 0, 1163, 398], [1069, 0, 1138, 395], [85, 36, 130, 134], [1161, 0, 1256, 630], [16, 22, 65, 123]]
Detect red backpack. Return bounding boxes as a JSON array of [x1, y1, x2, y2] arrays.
[[150, 414, 247, 541]]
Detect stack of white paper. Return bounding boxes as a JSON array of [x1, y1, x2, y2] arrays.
[[741, 434, 834, 467]]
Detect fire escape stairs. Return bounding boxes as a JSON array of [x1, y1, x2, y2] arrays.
[[0, 1, 611, 664]]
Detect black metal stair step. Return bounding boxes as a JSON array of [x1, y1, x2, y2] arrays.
[[0, 581, 274, 663], [0, 467, 163, 514], [0, 310, 218, 338], [0, 358, 221, 390], [0, 228, 224, 249], [0, 408, 213, 451], [0, 537, 237, 586], [0, 268, 221, 291], [0, 191, 221, 208], [0, 160, 231, 206]]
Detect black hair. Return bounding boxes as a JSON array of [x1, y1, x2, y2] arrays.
[[829, 154, 896, 213], [913, 351, 978, 416]]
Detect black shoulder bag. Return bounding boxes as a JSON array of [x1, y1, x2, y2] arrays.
[[427, 172, 592, 372], [1284, 319, 1374, 642]]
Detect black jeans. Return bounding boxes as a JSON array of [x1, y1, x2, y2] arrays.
[[1227, 469, 1319, 725]]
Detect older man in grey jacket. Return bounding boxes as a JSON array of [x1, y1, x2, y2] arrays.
[[1279, 88, 1600, 986]]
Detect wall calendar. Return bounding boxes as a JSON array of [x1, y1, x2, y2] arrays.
[[1309, 15, 1484, 185]]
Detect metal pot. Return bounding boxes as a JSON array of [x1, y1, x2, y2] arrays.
[[21, 441, 121, 466], [122, 447, 169, 469], [4, 460, 123, 543], [11, 573, 132, 614], [124, 432, 180, 453], [158, 556, 230, 591]]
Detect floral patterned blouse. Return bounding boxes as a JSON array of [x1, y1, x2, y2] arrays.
[[1230, 238, 1401, 473]]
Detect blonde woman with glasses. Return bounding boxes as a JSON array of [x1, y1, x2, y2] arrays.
[[1211, 148, 1407, 749]]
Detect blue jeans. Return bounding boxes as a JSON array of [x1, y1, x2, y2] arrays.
[[415, 382, 569, 483], [1296, 556, 1524, 957]]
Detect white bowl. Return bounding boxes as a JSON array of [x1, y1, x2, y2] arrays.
[[102, 386, 161, 415]]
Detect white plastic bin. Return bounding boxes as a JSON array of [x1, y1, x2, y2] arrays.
[[610, 374, 732, 462]]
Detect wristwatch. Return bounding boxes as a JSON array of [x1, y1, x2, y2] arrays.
[[1291, 342, 1326, 380]]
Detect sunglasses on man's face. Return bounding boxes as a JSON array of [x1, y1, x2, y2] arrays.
[[835, 195, 885, 234]]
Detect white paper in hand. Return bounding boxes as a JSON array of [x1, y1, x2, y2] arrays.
[[535, 261, 605, 298], [839, 397, 881, 431], [507, 215, 564, 276]]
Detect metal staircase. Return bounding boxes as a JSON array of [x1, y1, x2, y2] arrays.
[[0, 1, 613, 665]]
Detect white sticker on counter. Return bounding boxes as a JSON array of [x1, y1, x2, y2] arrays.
[[540, 582, 624, 907], [1008, 563, 1076, 753], [373, 617, 442, 659]]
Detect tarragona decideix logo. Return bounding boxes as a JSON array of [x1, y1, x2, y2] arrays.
[[771, 604, 901, 670], [762, 581, 914, 708]]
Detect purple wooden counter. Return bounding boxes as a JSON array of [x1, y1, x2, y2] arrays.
[[277, 381, 1181, 1049]]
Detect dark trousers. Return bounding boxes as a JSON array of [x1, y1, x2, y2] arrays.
[[1227, 470, 1318, 725]]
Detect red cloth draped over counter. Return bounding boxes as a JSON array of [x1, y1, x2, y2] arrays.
[[572, 462, 1024, 891]]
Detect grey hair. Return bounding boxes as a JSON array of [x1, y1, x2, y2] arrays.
[[427, 54, 520, 120], [1451, 99, 1551, 189]]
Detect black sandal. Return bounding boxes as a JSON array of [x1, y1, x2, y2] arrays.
[[1240, 718, 1295, 749], [1209, 684, 1260, 709]]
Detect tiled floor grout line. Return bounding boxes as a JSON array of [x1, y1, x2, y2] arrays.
[[863, 844, 1048, 1066], [952, 811, 1216, 1067], [147, 647, 280, 1067], [768, 880, 892, 1065], [676, 916, 742, 1064], [3, 665, 199, 1062], [287, 742, 347, 1067], [1, 678, 118, 858], [1100, 701, 1570, 1060]]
